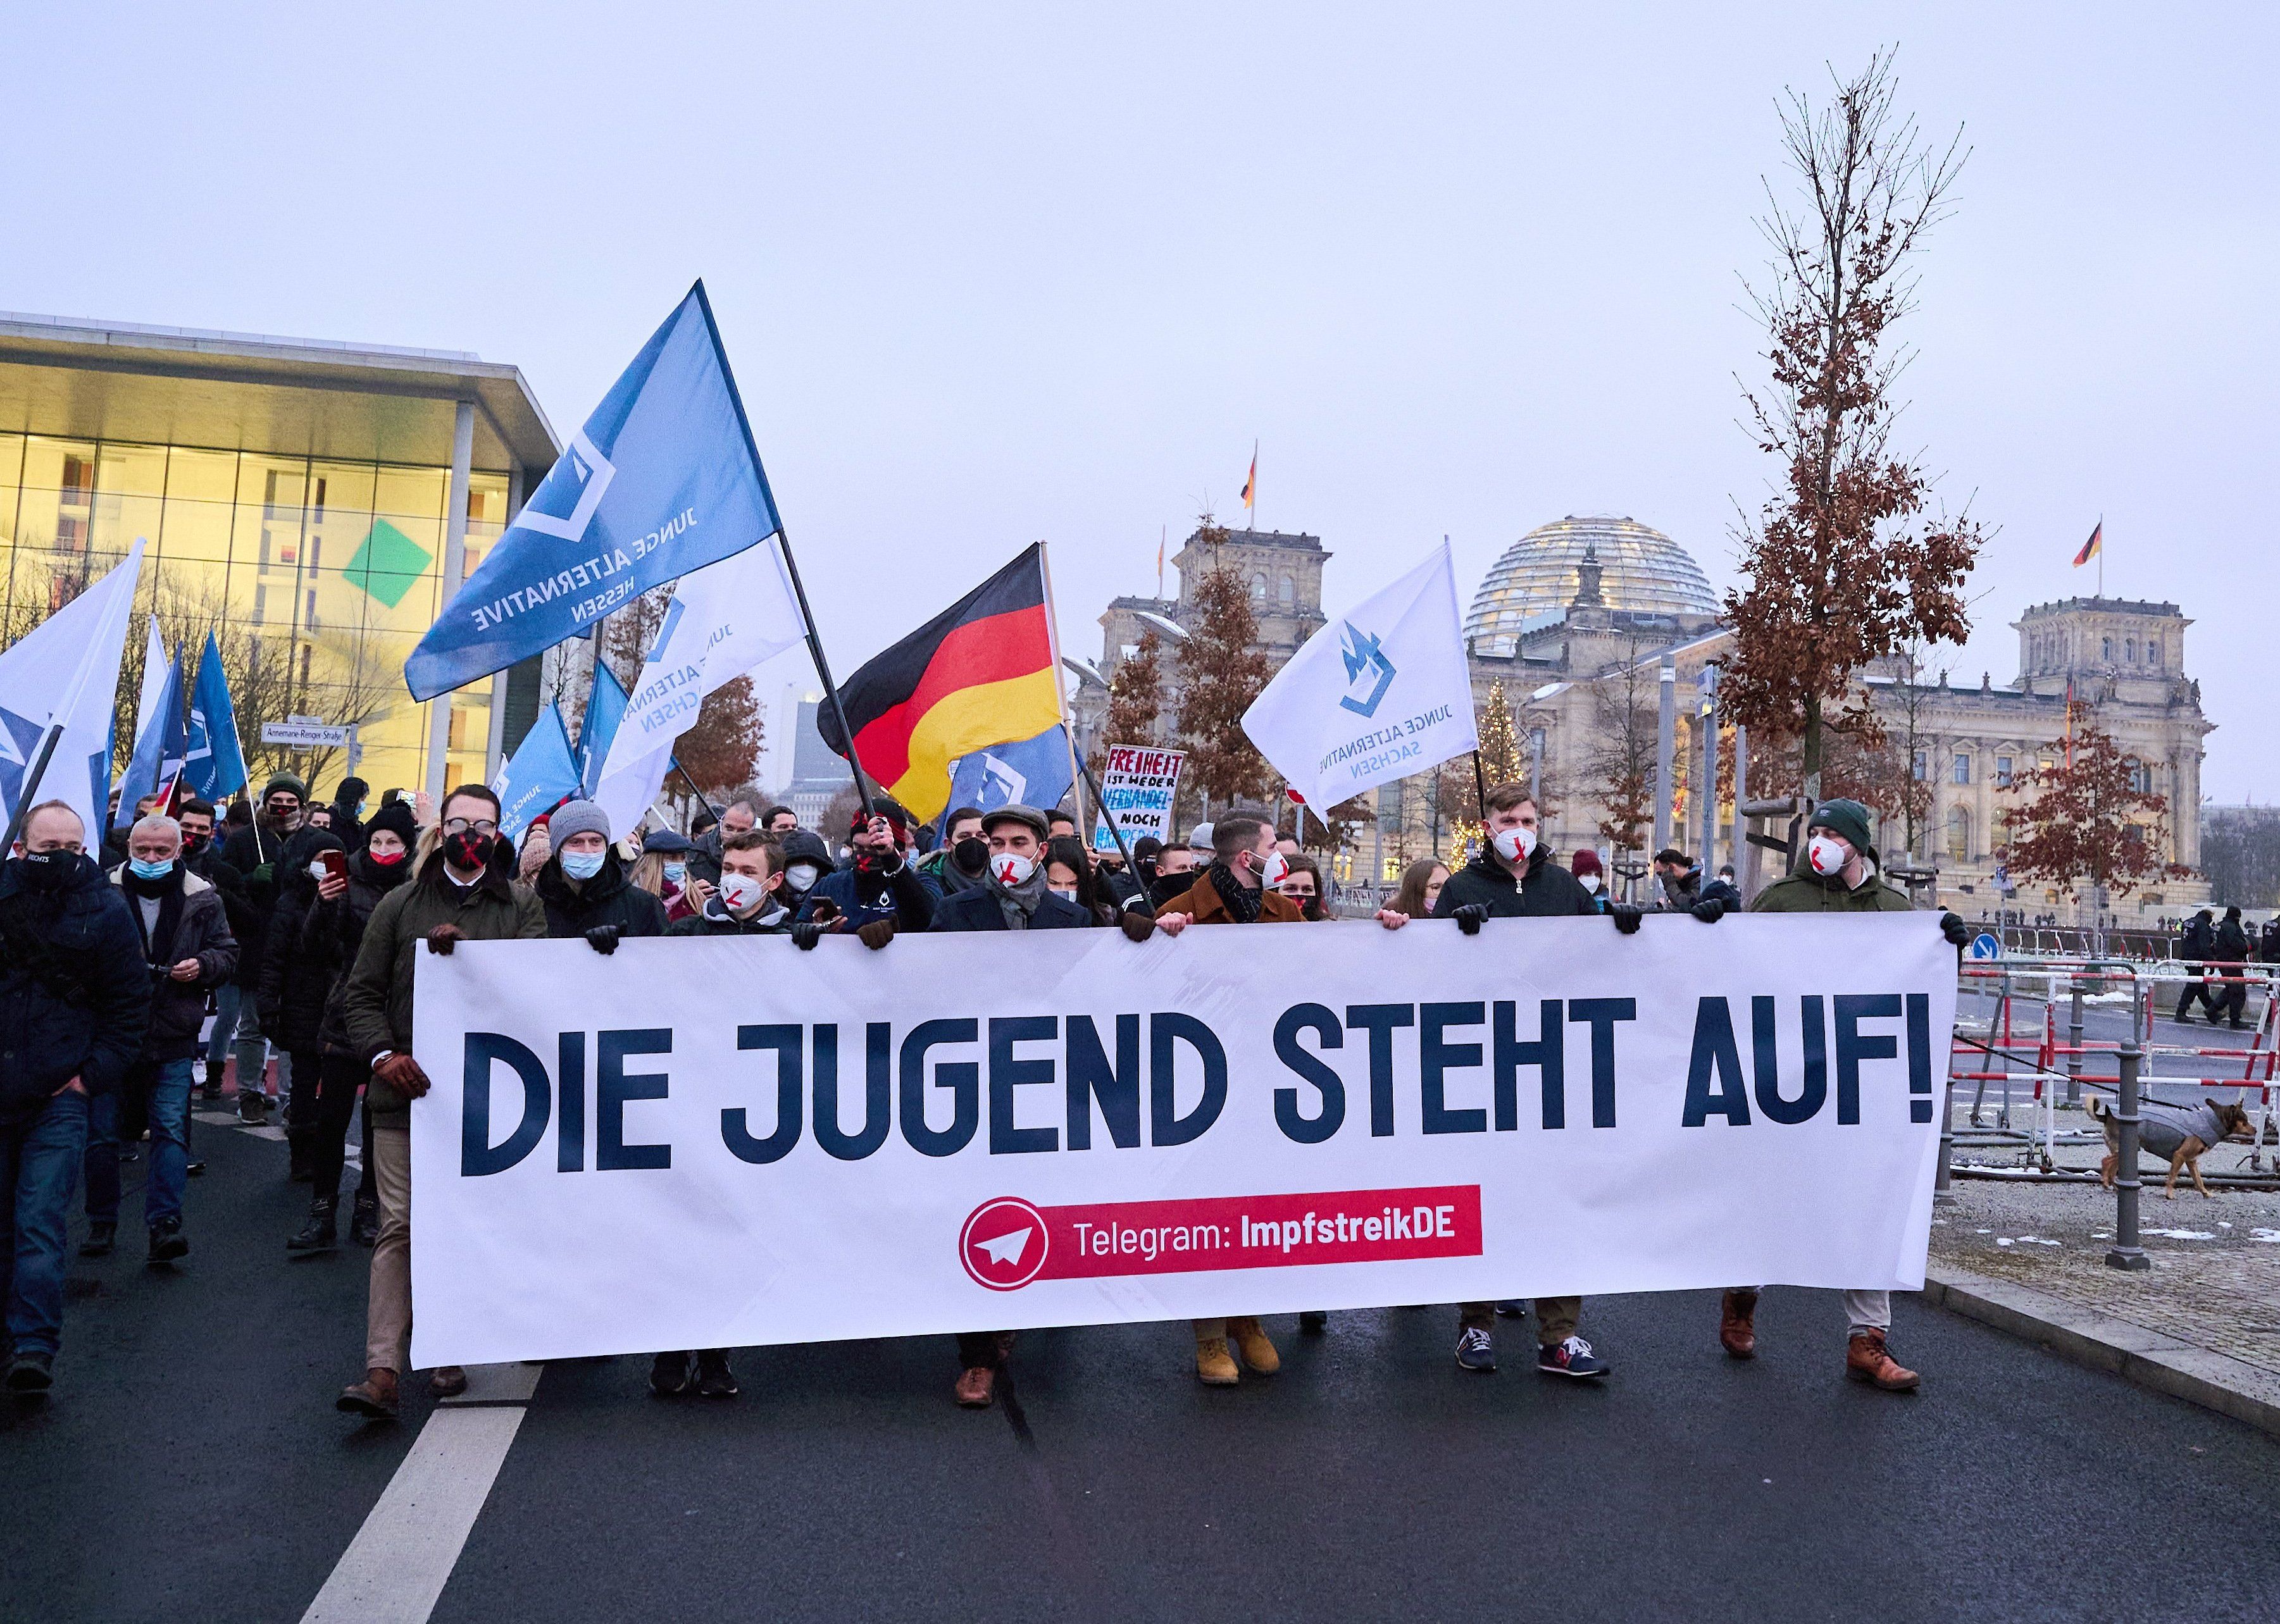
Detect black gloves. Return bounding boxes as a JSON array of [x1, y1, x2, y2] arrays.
[[1940, 912, 1972, 948], [856, 919, 896, 951], [791, 921, 825, 951], [1691, 899, 1727, 924], [1610, 903, 1644, 936], [584, 925, 620, 955], [1451, 902, 1490, 937]]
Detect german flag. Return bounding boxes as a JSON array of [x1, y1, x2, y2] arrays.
[[2072, 521, 2102, 567], [817, 545, 1062, 819]]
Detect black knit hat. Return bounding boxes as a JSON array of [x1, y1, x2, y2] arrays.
[[1806, 798, 1875, 858], [363, 800, 420, 850]]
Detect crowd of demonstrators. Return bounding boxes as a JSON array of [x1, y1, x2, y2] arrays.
[[2, 803, 150, 1393], [335, 783, 546, 1420], [4, 767, 1980, 1413], [80, 814, 239, 1264]]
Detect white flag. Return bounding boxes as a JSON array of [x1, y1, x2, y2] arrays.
[[1241, 541, 1478, 812], [592, 538, 806, 833], [0, 540, 147, 841]]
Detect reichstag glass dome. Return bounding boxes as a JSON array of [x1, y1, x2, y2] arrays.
[[1464, 515, 1718, 655]]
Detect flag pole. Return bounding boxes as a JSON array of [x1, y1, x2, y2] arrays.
[[1, 724, 67, 855], [692, 281, 874, 819], [1036, 538, 1089, 835]]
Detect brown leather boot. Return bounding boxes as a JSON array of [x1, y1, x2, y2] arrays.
[[1719, 1290, 1759, 1360], [336, 1367, 399, 1420], [1230, 1317, 1280, 1375], [1195, 1336, 1240, 1385], [954, 1365, 996, 1408], [1845, 1329, 1919, 1391]]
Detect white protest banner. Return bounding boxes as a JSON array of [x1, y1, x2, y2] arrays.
[[1090, 743, 1185, 853], [409, 914, 1954, 1368]]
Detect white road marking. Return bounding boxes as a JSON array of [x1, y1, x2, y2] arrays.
[[301, 1363, 543, 1624]]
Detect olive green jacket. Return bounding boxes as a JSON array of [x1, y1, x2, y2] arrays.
[[340, 855, 547, 1125], [1748, 862, 1913, 914]]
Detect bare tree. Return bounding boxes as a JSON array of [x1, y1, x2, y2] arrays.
[[1092, 626, 1165, 776], [1171, 518, 1274, 812], [1582, 633, 1660, 857], [1720, 49, 1983, 800]]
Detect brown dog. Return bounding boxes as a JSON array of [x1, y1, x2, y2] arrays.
[[2087, 1095, 2253, 1198]]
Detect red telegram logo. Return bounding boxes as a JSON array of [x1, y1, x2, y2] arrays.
[[961, 1197, 1050, 1291]]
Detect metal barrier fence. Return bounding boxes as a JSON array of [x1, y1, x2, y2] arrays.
[[1945, 955, 2280, 1270]]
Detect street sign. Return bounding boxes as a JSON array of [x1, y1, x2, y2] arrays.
[[1968, 932, 2003, 961], [261, 720, 349, 747]]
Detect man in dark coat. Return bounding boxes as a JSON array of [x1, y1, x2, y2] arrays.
[[257, 827, 347, 1182], [1427, 784, 1669, 1382], [530, 800, 668, 950], [220, 772, 307, 1122], [921, 805, 1093, 1410], [328, 778, 368, 852], [2210, 905, 2252, 1029], [177, 798, 250, 1098], [796, 804, 935, 938], [294, 798, 420, 1253], [1, 802, 151, 1393], [2176, 908, 2219, 1024], [87, 814, 237, 1262], [666, 830, 794, 938]]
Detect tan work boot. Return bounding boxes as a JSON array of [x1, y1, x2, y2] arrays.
[[954, 1365, 997, 1408], [1719, 1290, 1759, 1360], [1845, 1329, 1919, 1391], [1230, 1317, 1280, 1375], [1195, 1336, 1240, 1385], [336, 1367, 399, 1420]]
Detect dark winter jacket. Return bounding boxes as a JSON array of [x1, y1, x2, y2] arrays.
[[533, 852, 670, 943], [313, 847, 418, 1058], [182, 841, 254, 951], [2178, 916, 2217, 960], [340, 846, 547, 1125], [666, 896, 794, 936], [1430, 845, 1601, 921], [109, 862, 237, 1063], [220, 815, 298, 987], [0, 853, 151, 1117], [255, 834, 346, 1057], [929, 886, 1097, 933], [2212, 919, 2252, 965], [797, 856, 937, 933]]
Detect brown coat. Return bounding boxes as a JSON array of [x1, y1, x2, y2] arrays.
[[1156, 870, 1304, 926]]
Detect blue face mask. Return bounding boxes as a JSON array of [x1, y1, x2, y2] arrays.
[[128, 857, 175, 881], [663, 862, 687, 885], [561, 849, 606, 882]]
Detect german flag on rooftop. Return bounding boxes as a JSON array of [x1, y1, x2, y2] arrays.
[[817, 544, 1062, 819]]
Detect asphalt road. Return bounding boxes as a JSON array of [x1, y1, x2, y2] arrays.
[[8, 1110, 2280, 1624]]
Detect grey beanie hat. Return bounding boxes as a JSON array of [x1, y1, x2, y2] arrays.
[[547, 798, 612, 848]]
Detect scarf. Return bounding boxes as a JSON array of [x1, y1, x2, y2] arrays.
[[1206, 861, 1264, 924], [121, 865, 187, 966], [990, 860, 1050, 930]]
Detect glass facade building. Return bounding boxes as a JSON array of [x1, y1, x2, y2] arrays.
[[0, 314, 556, 803]]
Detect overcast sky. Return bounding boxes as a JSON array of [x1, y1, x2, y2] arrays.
[[6, 4, 2273, 799]]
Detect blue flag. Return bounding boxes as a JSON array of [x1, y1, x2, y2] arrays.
[[116, 650, 187, 823], [938, 725, 1074, 838], [182, 631, 249, 802], [494, 704, 582, 845], [405, 282, 785, 701], [575, 658, 630, 797]]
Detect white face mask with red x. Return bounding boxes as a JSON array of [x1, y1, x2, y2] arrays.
[[1807, 834, 1851, 877]]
